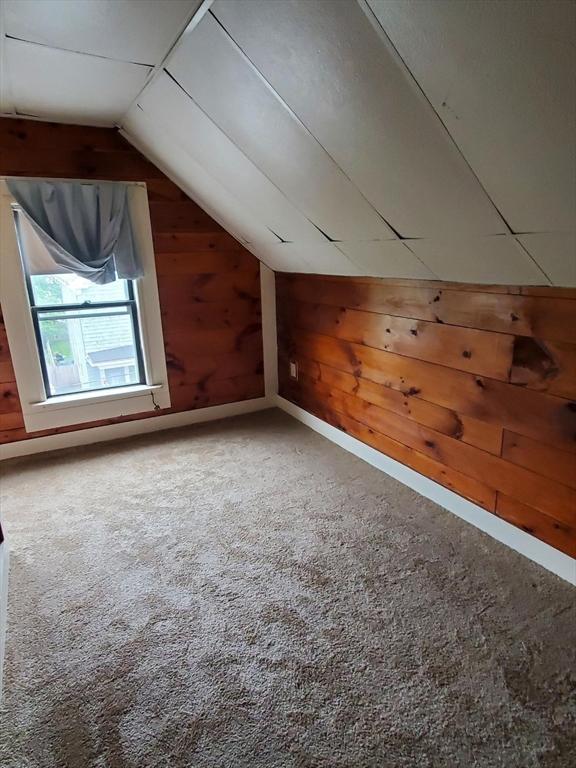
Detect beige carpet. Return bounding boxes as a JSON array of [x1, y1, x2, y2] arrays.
[[0, 409, 574, 768]]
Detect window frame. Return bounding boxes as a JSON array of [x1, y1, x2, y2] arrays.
[[0, 178, 171, 432], [25, 274, 146, 398]]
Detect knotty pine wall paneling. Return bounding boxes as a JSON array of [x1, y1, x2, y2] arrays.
[[276, 274, 576, 557], [0, 117, 264, 444]]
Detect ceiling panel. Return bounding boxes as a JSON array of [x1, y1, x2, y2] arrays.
[[122, 104, 279, 254], [367, 0, 576, 234], [4, 0, 200, 65], [258, 243, 363, 275], [266, 243, 362, 275], [136, 73, 326, 245], [255, 245, 315, 274], [212, 0, 506, 239], [407, 236, 549, 285], [2, 0, 569, 285], [6, 38, 151, 125], [167, 13, 395, 242], [336, 241, 436, 279], [517, 233, 576, 287]]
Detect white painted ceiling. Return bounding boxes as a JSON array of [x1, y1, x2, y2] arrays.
[[0, 0, 202, 123], [1, 0, 574, 285]]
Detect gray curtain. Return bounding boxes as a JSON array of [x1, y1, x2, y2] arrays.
[[7, 179, 143, 284]]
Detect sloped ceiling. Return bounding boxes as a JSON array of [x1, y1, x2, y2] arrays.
[[1, 0, 574, 285]]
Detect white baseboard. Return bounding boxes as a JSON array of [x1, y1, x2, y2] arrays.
[[0, 397, 271, 460], [276, 395, 576, 586]]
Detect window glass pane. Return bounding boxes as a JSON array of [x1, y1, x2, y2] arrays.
[[29, 273, 130, 307], [37, 309, 141, 395]]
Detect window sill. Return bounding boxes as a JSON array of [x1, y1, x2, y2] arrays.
[[31, 383, 164, 412], [22, 383, 171, 433]]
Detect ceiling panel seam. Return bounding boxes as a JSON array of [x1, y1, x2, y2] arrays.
[[127, 105, 255, 246], [406, 233, 551, 286], [206, 7, 401, 241], [116, 0, 214, 133], [209, 2, 506, 240], [119, 122, 279, 271], [514, 230, 576, 236], [126, 100, 305, 252], [4, 34, 153, 67], [162, 68, 340, 244], [267, 229, 288, 244], [513, 236, 553, 284], [85, 0, 568, 282], [358, 0, 512, 236], [333, 242, 388, 277], [309, 223, 338, 243], [138, 71, 331, 243], [397, 240, 441, 279]]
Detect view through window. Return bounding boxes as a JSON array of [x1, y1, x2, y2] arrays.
[[28, 274, 144, 396]]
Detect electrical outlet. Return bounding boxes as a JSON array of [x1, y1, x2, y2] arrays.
[[289, 360, 298, 380]]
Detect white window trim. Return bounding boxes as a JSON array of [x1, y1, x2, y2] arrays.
[[0, 178, 171, 432]]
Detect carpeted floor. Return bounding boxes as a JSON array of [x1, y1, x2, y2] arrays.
[[0, 409, 574, 768]]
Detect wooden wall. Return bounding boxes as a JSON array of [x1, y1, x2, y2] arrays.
[[277, 274, 576, 558], [0, 117, 264, 444]]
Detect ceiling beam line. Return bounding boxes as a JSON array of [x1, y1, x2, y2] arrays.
[[116, 0, 214, 132]]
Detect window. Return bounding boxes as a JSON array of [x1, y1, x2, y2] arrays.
[[22, 238, 145, 398], [0, 179, 171, 432]]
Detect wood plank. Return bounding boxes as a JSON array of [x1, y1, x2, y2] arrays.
[[291, 275, 576, 301], [284, 355, 502, 454], [285, 300, 514, 380], [501, 431, 576, 490], [166, 349, 263, 385], [306, 274, 521, 294], [541, 342, 576, 400], [292, 376, 576, 526], [149, 201, 222, 233], [0, 118, 132, 152], [166, 323, 262, 358], [0, 411, 24, 430], [0, 148, 163, 180], [153, 232, 243, 252], [0, 361, 14, 383], [161, 298, 261, 332], [169, 373, 264, 410], [519, 286, 576, 299], [495, 494, 576, 558], [283, 329, 576, 452], [0, 428, 28, 443], [0, 326, 11, 363], [277, 276, 576, 343], [282, 379, 497, 510], [510, 338, 576, 400], [158, 271, 261, 304], [0, 382, 20, 414], [145, 179, 188, 202], [155, 250, 258, 276]]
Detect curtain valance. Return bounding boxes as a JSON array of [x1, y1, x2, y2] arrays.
[[7, 179, 142, 284]]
